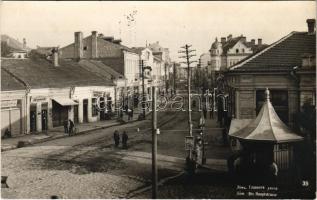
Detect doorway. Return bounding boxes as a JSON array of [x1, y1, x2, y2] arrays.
[[41, 110, 48, 131], [30, 104, 37, 132], [83, 99, 88, 123]]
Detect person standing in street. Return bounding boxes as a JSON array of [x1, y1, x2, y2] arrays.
[[122, 131, 128, 149], [63, 119, 68, 134], [68, 119, 74, 135], [113, 130, 120, 147]]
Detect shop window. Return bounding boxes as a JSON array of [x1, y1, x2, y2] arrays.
[[92, 98, 98, 116]]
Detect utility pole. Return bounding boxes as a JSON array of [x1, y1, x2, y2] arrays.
[[151, 86, 158, 199], [141, 60, 152, 119], [178, 44, 197, 161], [141, 60, 146, 119], [173, 62, 176, 95]]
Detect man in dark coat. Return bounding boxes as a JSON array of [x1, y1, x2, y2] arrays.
[[63, 119, 68, 134], [122, 131, 128, 149], [68, 119, 74, 135], [113, 130, 120, 147]]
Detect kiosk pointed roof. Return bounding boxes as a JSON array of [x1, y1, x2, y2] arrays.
[[230, 88, 303, 143]]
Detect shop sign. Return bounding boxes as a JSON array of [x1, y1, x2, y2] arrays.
[[1, 100, 17, 108], [93, 91, 105, 97], [31, 96, 47, 103]]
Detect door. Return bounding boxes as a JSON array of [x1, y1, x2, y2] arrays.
[[41, 110, 48, 131], [74, 105, 79, 123], [1, 110, 10, 137], [30, 111, 36, 133], [83, 99, 88, 123]]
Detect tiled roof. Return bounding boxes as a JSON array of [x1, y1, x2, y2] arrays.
[[78, 60, 124, 80], [131, 47, 146, 55], [99, 57, 125, 75], [229, 32, 316, 72], [1, 55, 114, 89], [1, 68, 25, 91], [222, 37, 242, 53]]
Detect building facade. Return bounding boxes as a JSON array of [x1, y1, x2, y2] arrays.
[[209, 35, 268, 71], [226, 19, 316, 128], [1, 52, 115, 134]]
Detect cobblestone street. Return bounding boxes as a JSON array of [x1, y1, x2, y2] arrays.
[[1, 110, 235, 199]]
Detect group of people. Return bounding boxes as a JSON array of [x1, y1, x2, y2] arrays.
[[113, 130, 129, 149], [63, 119, 75, 135]]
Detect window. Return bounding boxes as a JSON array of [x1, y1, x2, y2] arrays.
[[236, 49, 239, 53], [256, 90, 289, 123], [92, 98, 98, 116], [83, 46, 88, 51], [242, 49, 245, 53]]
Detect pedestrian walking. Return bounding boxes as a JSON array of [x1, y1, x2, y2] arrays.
[[113, 130, 120, 147], [68, 119, 74, 135], [203, 108, 207, 119], [63, 119, 68, 134], [122, 131, 128, 149], [127, 108, 132, 121]]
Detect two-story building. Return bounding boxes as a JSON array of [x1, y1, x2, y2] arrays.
[[209, 35, 268, 71], [59, 31, 140, 105]]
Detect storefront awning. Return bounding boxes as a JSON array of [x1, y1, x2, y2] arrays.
[[53, 97, 78, 106]]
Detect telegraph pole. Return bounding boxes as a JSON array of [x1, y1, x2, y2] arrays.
[[178, 45, 196, 163], [151, 86, 158, 199], [141, 60, 146, 119], [173, 62, 176, 95]]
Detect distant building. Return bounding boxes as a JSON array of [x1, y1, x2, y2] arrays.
[[1, 35, 30, 59], [198, 53, 211, 68], [147, 41, 172, 92], [209, 35, 268, 71]]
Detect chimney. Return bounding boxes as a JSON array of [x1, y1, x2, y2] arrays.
[[113, 39, 122, 44], [103, 36, 114, 42], [74, 32, 83, 59], [241, 36, 246, 43], [258, 38, 262, 46], [52, 47, 59, 67], [306, 19, 316, 34], [91, 31, 98, 58], [251, 39, 255, 46], [221, 37, 226, 43], [227, 34, 232, 41], [23, 38, 26, 49]]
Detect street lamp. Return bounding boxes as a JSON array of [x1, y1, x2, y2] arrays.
[[141, 60, 152, 119]]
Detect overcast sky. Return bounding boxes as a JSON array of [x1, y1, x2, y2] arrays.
[[1, 1, 315, 62]]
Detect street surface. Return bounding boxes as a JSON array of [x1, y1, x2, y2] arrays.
[[2, 110, 234, 199]]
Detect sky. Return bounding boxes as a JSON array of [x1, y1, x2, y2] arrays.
[[1, 1, 315, 62]]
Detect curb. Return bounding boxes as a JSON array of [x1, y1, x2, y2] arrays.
[[1, 118, 146, 152]]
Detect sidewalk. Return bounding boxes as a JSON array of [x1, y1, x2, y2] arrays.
[[1, 111, 150, 152]]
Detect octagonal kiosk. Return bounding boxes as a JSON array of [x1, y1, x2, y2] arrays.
[[228, 88, 303, 185]]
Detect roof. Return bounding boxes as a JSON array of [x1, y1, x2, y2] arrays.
[[131, 47, 146, 55], [1, 68, 25, 91], [78, 60, 124, 80], [35, 46, 55, 56], [229, 32, 316, 72], [229, 88, 303, 143], [1, 55, 114, 89]]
